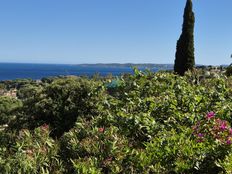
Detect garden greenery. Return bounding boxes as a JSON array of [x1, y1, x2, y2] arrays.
[[0, 69, 232, 173]]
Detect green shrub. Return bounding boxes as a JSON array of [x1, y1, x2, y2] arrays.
[[13, 76, 107, 137], [59, 117, 131, 173], [226, 66, 232, 76], [0, 96, 22, 125], [0, 125, 64, 173]]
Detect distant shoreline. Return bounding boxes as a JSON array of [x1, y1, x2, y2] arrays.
[[0, 62, 228, 67], [0, 63, 228, 81], [0, 63, 173, 81]]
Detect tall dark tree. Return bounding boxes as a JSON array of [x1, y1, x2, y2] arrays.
[[174, 0, 195, 75]]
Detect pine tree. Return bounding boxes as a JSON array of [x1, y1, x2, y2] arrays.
[[174, 0, 195, 76]]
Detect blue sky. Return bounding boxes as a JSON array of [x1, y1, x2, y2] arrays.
[[0, 0, 231, 65]]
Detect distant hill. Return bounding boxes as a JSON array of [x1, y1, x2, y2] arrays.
[[77, 63, 173, 69]]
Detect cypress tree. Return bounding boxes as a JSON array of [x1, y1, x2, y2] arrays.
[[174, 0, 195, 76]]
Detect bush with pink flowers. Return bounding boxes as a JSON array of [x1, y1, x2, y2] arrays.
[[193, 112, 232, 146]]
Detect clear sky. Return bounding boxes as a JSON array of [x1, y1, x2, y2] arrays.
[[0, 0, 231, 65]]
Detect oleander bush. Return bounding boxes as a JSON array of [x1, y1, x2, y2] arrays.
[[0, 125, 64, 173], [0, 69, 232, 173]]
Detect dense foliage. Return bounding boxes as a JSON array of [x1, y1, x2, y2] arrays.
[[174, 0, 195, 76], [0, 96, 22, 125], [0, 69, 232, 173], [226, 65, 232, 76]]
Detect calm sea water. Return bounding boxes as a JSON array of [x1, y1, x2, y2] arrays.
[[0, 63, 173, 80]]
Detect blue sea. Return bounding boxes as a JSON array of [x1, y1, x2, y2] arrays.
[[0, 63, 173, 81]]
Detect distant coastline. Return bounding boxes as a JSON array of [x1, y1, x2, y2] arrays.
[[0, 62, 228, 81], [0, 63, 173, 81], [77, 63, 173, 69], [0, 62, 228, 66]]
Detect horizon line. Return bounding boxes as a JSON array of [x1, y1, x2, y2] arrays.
[[0, 62, 228, 66]]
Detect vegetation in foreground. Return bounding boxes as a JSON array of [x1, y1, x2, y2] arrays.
[[0, 68, 232, 173]]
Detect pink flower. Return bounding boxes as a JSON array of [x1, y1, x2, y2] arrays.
[[197, 133, 204, 138], [41, 124, 49, 131], [206, 111, 215, 119], [229, 128, 232, 135], [98, 127, 104, 133], [219, 121, 227, 131], [197, 139, 204, 143], [226, 139, 232, 145]]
